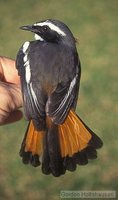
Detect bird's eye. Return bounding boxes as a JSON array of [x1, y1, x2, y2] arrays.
[[42, 25, 49, 31]]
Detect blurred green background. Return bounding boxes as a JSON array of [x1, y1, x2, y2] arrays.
[[0, 0, 117, 199]]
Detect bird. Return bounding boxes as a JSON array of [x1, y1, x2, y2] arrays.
[[16, 19, 103, 177]]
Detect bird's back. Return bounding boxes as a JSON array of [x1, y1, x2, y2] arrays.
[[28, 40, 77, 94]]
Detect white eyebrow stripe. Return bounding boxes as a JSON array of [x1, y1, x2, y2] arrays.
[[34, 21, 66, 36]]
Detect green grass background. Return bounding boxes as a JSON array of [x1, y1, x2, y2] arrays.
[[0, 0, 117, 199]]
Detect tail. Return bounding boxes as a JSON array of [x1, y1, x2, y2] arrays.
[[20, 110, 103, 177]]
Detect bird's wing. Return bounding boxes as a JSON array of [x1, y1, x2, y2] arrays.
[[16, 45, 46, 120], [46, 61, 81, 125]]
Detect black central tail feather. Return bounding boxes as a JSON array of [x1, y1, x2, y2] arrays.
[[42, 123, 66, 176], [47, 123, 66, 177], [42, 130, 51, 175]]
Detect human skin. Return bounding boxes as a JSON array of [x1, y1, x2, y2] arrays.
[[0, 56, 23, 125]]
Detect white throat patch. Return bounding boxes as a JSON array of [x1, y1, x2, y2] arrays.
[[34, 34, 44, 41], [34, 21, 66, 37]]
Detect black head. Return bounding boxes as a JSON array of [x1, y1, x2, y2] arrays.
[[20, 19, 76, 47]]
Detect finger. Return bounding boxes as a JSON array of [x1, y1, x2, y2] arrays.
[[0, 60, 4, 81], [0, 56, 20, 84], [0, 82, 23, 125], [0, 81, 23, 110], [0, 110, 23, 125], [8, 83, 23, 109]]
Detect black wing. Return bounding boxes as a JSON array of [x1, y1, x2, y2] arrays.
[[46, 54, 81, 125], [16, 43, 46, 122]]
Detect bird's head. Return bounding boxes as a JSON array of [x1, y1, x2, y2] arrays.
[[20, 19, 76, 47]]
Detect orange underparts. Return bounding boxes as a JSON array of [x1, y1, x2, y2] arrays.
[[58, 110, 92, 157], [25, 120, 43, 155]]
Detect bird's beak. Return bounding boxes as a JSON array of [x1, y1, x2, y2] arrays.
[[20, 25, 34, 32]]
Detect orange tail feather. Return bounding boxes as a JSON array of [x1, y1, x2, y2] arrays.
[[20, 120, 44, 167], [25, 120, 43, 155], [59, 110, 92, 157], [20, 110, 103, 175], [58, 110, 103, 164]]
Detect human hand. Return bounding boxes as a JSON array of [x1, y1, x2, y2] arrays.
[[0, 56, 23, 125]]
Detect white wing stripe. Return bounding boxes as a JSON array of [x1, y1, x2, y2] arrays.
[[27, 84, 35, 112], [49, 74, 78, 115], [25, 64, 31, 83], [23, 41, 30, 53], [22, 41, 31, 84], [30, 82, 40, 113]]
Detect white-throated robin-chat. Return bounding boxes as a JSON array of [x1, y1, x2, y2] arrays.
[[16, 19, 103, 177]]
